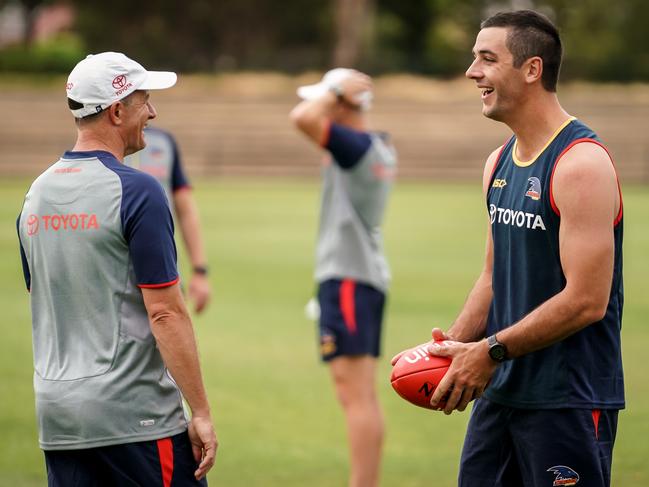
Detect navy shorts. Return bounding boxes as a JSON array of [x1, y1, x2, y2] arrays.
[[44, 431, 207, 487], [317, 278, 385, 361], [459, 398, 619, 487]]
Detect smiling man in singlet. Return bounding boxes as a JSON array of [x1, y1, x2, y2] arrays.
[[423, 10, 624, 487]]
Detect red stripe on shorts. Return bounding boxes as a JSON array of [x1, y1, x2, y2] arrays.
[[592, 409, 601, 440], [340, 279, 357, 334], [157, 437, 174, 487]]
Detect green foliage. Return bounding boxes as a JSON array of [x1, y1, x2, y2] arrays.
[[2, 0, 649, 79], [2, 179, 649, 485], [0, 33, 85, 73], [72, 0, 332, 72]]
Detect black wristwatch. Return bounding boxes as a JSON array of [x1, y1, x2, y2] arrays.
[[487, 334, 508, 363], [192, 265, 208, 276]]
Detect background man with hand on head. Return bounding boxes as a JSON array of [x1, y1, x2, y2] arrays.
[[290, 68, 397, 487], [423, 10, 624, 487], [17, 52, 217, 486]]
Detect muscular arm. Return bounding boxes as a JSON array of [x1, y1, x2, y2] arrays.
[[173, 188, 211, 313], [496, 142, 619, 357], [142, 284, 217, 479]]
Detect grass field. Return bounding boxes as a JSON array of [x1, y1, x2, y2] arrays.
[[1, 178, 648, 486]]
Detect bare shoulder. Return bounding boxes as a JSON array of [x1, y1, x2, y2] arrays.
[[482, 145, 504, 194], [553, 140, 620, 217], [554, 141, 616, 180]]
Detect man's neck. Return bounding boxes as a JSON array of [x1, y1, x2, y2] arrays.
[[507, 92, 571, 162], [71, 128, 125, 162]]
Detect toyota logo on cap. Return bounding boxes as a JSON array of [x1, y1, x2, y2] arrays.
[[112, 75, 127, 89]]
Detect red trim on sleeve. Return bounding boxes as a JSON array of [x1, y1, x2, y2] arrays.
[[549, 138, 623, 226], [592, 409, 601, 440], [138, 277, 180, 289], [172, 184, 192, 194], [319, 119, 333, 148], [157, 437, 174, 487], [339, 279, 357, 334]]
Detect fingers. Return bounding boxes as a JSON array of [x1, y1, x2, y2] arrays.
[[188, 417, 218, 480], [454, 387, 477, 413], [431, 380, 473, 415], [427, 340, 453, 357], [194, 294, 208, 314], [189, 277, 211, 314], [430, 374, 452, 409], [194, 440, 217, 480]]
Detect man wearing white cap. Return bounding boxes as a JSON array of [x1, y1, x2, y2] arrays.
[[290, 69, 397, 487], [17, 52, 217, 485]]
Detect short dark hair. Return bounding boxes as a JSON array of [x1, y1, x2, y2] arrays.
[[481, 10, 562, 92]]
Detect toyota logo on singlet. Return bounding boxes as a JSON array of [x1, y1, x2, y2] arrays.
[[27, 214, 39, 236], [112, 75, 127, 89]]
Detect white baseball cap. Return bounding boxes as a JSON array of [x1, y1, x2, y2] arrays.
[[66, 52, 177, 118], [297, 68, 373, 110]]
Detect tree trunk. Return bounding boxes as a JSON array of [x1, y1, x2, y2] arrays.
[[332, 0, 375, 67]]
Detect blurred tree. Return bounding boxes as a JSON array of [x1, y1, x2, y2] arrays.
[[371, 0, 437, 72], [332, 0, 375, 67], [71, 0, 331, 72], [1, 0, 647, 80]]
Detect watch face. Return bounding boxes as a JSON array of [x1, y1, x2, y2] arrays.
[[490, 345, 506, 362]]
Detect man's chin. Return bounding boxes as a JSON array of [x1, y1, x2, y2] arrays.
[[124, 143, 146, 157], [482, 106, 503, 122]]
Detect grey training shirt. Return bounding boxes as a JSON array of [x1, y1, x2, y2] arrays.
[[18, 150, 187, 450]]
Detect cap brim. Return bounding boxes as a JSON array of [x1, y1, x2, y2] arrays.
[[297, 83, 328, 100], [139, 71, 177, 90]]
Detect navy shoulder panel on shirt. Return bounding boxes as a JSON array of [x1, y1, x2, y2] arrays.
[[96, 152, 179, 287], [326, 122, 372, 169]]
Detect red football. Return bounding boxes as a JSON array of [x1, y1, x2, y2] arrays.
[[390, 342, 451, 410]]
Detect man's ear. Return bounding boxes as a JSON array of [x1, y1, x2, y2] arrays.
[[524, 56, 543, 85], [107, 102, 125, 126]]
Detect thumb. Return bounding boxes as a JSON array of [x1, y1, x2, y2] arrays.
[[431, 327, 449, 342], [390, 350, 405, 366]]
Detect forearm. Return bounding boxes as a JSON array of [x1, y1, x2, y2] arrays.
[[150, 309, 211, 416], [498, 287, 606, 359], [176, 195, 207, 268], [289, 94, 337, 142], [448, 269, 493, 343]]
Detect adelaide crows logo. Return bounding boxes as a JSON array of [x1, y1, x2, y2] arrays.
[[525, 177, 542, 200], [547, 465, 580, 486]]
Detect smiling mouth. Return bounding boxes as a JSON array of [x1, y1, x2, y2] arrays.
[[481, 88, 494, 98]]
